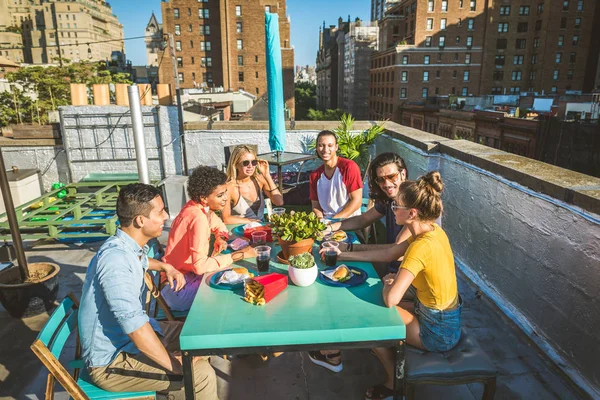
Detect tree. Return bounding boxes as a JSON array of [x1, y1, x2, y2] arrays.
[[1, 61, 132, 126], [305, 108, 345, 121], [294, 81, 316, 120]]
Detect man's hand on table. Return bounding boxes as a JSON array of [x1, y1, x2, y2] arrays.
[[163, 263, 186, 292]]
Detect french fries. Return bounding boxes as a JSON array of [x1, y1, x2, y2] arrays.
[[244, 279, 266, 306]]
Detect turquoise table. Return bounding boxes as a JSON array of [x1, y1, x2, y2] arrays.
[[180, 239, 406, 399]]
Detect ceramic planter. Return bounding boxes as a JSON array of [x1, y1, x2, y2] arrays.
[[278, 237, 314, 260], [288, 264, 318, 287]]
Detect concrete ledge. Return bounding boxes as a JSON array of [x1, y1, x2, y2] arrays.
[[384, 122, 453, 152], [184, 120, 377, 131], [0, 137, 62, 147]]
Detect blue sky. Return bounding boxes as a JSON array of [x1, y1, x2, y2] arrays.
[[111, 0, 370, 67]]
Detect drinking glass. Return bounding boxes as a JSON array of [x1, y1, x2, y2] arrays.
[[272, 207, 286, 216], [255, 245, 271, 273], [251, 231, 267, 246], [322, 241, 340, 267]]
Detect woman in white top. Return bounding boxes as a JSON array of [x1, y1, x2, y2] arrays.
[[222, 145, 284, 224]]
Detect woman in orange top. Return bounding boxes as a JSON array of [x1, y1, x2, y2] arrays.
[[161, 166, 256, 311]]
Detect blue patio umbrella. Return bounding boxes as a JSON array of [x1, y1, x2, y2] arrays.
[[265, 12, 286, 153]]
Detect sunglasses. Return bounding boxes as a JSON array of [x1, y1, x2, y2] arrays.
[[241, 160, 258, 167], [391, 201, 411, 212], [375, 171, 401, 184]]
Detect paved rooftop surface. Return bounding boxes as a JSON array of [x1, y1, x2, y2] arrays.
[[0, 238, 590, 400]]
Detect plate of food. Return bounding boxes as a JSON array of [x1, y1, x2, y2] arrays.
[[322, 230, 353, 244], [209, 267, 254, 290], [318, 265, 368, 287]]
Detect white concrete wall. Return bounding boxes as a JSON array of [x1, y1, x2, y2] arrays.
[[0, 145, 68, 191], [376, 134, 600, 396]]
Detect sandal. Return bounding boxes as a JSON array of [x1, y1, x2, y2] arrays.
[[365, 383, 394, 400]]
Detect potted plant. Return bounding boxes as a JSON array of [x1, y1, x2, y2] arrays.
[[269, 211, 325, 261], [288, 252, 318, 287]]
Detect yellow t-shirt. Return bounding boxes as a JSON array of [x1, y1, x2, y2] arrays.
[[400, 223, 458, 310]]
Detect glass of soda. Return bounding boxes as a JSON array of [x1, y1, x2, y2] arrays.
[[255, 245, 271, 273], [251, 231, 267, 246], [322, 241, 340, 267]]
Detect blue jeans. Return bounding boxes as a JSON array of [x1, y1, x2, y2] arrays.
[[415, 296, 462, 352]]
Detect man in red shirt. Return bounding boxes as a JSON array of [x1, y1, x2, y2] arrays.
[[309, 130, 363, 220]]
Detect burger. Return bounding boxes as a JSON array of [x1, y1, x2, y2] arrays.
[[330, 230, 348, 242], [332, 266, 350, 281], [232, 267, 253, 277]]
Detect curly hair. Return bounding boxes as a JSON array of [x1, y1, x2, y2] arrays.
[[116, 183, 163, 227], [187, 166, 228, 202], [398, 171, 444, 221], [368, 152, 408, 203]]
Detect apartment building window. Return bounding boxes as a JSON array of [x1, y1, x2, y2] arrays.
[[551, 86, 557, 93], [529, 71, 536, 80], [265, 5, 271, 12], [451, 87, 456, 94], [201, 41, 211, 51], [453, 70, 458, 78], [510, 86, 521, 94], [454, 53, 459, 62], [203, 72, 213, 84], [567, 69, 574, 80], [436, 70, 441, 78], [412, 3, 416, 13], [496, 38, 507, 49], [498, 23, 509, 33], [440, 19, 447, 29], [177, 57, 183, 67], [531, 54, 538, 64], [402, 55, 409, 64], [401, 71, 408, 82], [236, 22, 242, 33], [206, 57, 213, 67], [535, 20, 542, 31], [577, 1, 583, 11], [569, 52, 576, 63], [467, 19, 474, 30], [563, 1, 569, 10], [491, 87, 503, 94], [553, 70, 559, 80], [425, 36, 432, 47], [493, 71, 504, 80], [574, 18, 581, 28], [235, 5, 242, 16], [500, 6, 510, 15], [462, 87, 468, 96], [439, 36, 446, 47], [515, 39, 526, 49], [188, 24, 193, 32], [424, 55, 430, 64], [458, 18, 462, 26], [191, 56, 195, 64], [427, 18, 434, 30], [200, 25, 210, 35], [463, 70, 470, 81], [456, 36, 461, 44], [519, 6, 530, 15], [572, 35, 579, 46], [495, 55, 505, 66], [470, 0, 476, 11], [400, 88, 407, 98], [176, 41, 182, 51], [237, 39, 243, 49], [178, 72, 184, 82], [556, 36, 564, 47], [428, 0, 434, 12], [188, 7, 192, 16], [198, 0, 209, 3], [174, 8, 180, 18], [517, 22, 528, 32], [441, 0, 448, 12], [190, 40, 194, 48], [255, 55, 259, 63], [534, 37, 540, 48], [465, 54, 472, 64], [423, 71, 429, 81], [537, 3, 544, 14], [422, 88, 429, 98], [513, 55, 524, 64], [238, 56, 243, 65], [175, 25, 181, 35], [466, 36, 473, 47], [511, 71, 522, 81], [556, 53, 562, 63], [239, 72, 244, 82], [199, 9, 209, 18]]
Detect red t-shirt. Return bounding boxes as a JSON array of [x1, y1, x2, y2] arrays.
[[309, 157, 363, 218]]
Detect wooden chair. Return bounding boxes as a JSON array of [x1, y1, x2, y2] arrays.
[[30, 293, 156, 400]]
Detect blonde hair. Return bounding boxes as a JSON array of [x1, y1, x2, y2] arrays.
[[225, 145, 258, 182], [398, 171, 444, 221]]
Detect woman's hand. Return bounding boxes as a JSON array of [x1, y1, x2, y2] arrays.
[[257, 159, 270, 176], [382, 273, 396, 286], [212, 237, 228, 256]]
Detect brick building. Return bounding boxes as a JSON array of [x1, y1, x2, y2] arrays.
[[369, 0, 600, 120], [316, 19, 348, 111], [159, 0, 295, 117]]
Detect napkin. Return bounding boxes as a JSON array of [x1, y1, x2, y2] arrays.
[[243, 221, 263, 230], [228, 237, 250, 251]]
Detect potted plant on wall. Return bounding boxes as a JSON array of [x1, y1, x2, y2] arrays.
[[288, 252, 318, 287], [269, 211, 325, 262]]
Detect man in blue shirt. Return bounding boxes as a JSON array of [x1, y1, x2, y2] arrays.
[[79, 183, 217, 398]]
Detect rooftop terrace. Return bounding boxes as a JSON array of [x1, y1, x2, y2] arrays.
[[0, 111, 598, 399]]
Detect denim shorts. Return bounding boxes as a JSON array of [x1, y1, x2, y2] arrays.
[[415, 296, 462, 352]]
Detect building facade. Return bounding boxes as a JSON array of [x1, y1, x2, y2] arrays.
[[159, 0, 295, 117], [369, 0, 600, 120], [371, 0, 402, 23], [0, 0, 124, 65], [145, 12, 163, 67]]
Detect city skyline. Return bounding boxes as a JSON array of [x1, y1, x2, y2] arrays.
[[111, 0, 370, 67]]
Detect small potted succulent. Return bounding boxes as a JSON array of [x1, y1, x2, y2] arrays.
[[269, 211, 326, 261], [288, 252, 318, 287]]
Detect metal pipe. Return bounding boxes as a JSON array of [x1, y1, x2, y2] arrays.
[[0, 151, 29, 280], [128, 85, 150, 184]]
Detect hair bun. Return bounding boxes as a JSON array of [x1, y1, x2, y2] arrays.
[[421, 171, 444, 194]]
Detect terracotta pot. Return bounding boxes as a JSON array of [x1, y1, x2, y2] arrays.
[[0, 262, 60, 318], [278, 237, 314, 261]]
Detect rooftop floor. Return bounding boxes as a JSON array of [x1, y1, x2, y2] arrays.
[[0, 238, 589, 400]]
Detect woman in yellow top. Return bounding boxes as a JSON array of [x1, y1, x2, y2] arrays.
[[323, 171, 461, 400]]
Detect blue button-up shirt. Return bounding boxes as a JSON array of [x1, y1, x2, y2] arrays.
[[79, 229, 162, 368]]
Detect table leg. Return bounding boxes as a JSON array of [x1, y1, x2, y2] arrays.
[[393, 341, 405, 400], [182, 351, 195, 400]]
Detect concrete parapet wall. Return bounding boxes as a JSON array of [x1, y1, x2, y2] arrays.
[[378, 122, 600, 397]]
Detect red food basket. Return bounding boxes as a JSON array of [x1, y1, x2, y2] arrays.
[[252, 272, 288, 304], [243, 225, 273, 242]]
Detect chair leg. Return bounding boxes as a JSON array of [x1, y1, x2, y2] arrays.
[[45, 374, 55, 400], [482, 377, 496, 400], [405, 382, 416, 400]]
